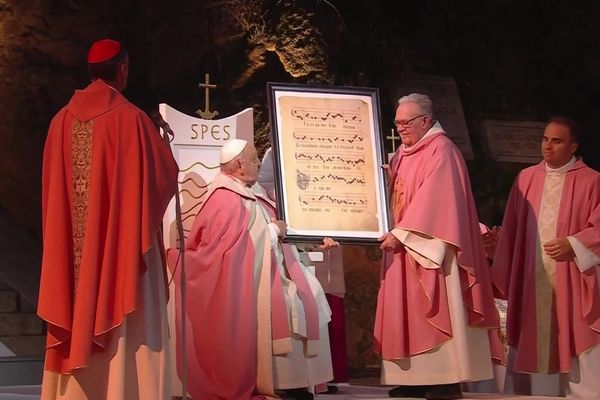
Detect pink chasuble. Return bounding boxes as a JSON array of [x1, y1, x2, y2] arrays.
[[167, 173, 276, 400], [374, 131, 499, 360], [253, 188, 321, 354], [252, 183, 333, 388], [492, 160, 600, 374]]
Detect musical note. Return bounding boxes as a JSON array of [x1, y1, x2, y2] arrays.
[[293, 131, 365, 144], [290, 107, 362, 124], [298, 193, 368, 208], [314, 173, 365, 185], [295, 152, 365, 167], [296, 170, 366, 186]]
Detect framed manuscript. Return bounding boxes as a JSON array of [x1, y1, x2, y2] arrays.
[[266, 82, 391, 244]]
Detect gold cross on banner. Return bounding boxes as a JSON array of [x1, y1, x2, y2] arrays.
[[386, 128, 400, 152], [196, 73, 219, 120]]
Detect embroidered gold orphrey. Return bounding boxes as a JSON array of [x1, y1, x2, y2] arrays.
[[391, 176, 404, 224], [71, 119, 94, 289]]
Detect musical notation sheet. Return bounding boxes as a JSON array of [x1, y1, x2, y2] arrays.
[[274, 92, 385, 238]]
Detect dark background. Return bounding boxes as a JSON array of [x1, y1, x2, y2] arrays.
[[1, 0, 599, 258]]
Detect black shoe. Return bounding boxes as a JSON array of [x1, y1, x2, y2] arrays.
[[388, 385, 429, 398], [283, 388, 314, 400], [424, 383, 463, 400], [325, 384, 339, 394]]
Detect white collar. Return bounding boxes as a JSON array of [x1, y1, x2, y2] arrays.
[[401, 121, 445, 150], [545, 156, 576, 174]]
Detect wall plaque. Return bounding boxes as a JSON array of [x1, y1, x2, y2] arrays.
[[483, 119, 544, 164]]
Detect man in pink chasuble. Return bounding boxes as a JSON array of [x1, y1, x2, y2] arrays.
[[375, 93, 500, 400], [492, 118, 600, 398], [168, 139, 333, 400]]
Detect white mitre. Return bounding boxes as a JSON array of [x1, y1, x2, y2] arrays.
[[220, 139, 248, 164]]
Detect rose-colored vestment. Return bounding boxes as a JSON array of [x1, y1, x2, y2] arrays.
[[374, 126, 500, 384], [493, 160, 600, 374]]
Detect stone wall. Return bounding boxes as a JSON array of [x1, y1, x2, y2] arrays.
[[0, 0, 334, 236], [0, 279, 44, 357]]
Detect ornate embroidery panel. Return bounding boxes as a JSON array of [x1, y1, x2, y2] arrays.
[[71, 119, 94, 290]]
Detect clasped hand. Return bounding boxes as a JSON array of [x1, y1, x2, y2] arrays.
[[543, 237, 575, 262]]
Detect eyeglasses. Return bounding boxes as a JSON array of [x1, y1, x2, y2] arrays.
[[394, 114, 425, 128]]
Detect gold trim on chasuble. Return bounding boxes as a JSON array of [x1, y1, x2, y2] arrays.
[[391, 176, 404, 224], [71, 119, 94, 290]]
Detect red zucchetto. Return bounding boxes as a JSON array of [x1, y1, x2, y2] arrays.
[[87, 39, 122, 64]]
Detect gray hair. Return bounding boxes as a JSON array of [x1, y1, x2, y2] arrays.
[[398, 93, 433, 119]]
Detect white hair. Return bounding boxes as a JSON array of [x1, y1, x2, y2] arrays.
[[398, 93, 433, 118]]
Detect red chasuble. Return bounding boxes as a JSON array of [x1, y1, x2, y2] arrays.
[[38, 79, 178, 373]]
